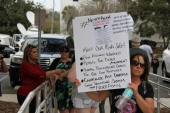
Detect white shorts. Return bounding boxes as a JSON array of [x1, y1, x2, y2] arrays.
[[72, 97, 99, 108]]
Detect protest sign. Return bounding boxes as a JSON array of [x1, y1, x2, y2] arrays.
[[73, 12, 134, 92]]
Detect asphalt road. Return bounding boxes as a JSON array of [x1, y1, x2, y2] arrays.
[[0, 63, 170, 98]]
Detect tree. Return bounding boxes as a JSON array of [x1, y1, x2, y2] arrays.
[[0, 0, 42, 36], [61, 0, 128, 36], [128, 0, 170, 48], [61, 5, 79, 36], [47, 11, 60, 21], [42, 18, 60, 33]]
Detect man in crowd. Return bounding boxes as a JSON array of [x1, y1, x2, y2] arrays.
[[140, 40, 153, 64], [130, 37, 149, 64]]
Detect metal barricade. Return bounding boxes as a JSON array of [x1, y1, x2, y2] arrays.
[[0, 75, 9, 96], [18, 72, 170, 113], [17, 80, 57, 113], [149, 72, 170, 113]]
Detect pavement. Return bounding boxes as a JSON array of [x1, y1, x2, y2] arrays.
[[0, 94, 170, 113]]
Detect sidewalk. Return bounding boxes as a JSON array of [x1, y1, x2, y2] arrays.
[[1, 94, 170, 113]]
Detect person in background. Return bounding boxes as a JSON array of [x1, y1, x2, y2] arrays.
[[151, 55, 159, 74], [140, 40, 153, 63], [130, 37, 148, 62], [0, 54, 8, 73], [75, 52, 154, 113], [49, 45, 74, 113], [67, 62, 99, 113], [17, 44, 62, 113]]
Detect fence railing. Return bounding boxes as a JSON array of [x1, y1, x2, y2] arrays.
[[149, 72, 170, 113], [0, 75, 9, 96], [16, 72, 170, 113], [17, 80, 57, 113]]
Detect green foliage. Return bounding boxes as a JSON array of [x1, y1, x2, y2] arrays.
[[0, 0, 42, 36], [47, 11, 60, 21], [137, 24, 155, 37], [42, 18, 60, 33], [61, 5, 78, 36], [61, 0, 129, 36], [128, 0, 170, 48]]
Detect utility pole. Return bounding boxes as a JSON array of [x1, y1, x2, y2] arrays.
[[51, 0, 55, 34]]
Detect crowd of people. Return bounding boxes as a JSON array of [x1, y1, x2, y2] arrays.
[[14, 36, 157, 113]]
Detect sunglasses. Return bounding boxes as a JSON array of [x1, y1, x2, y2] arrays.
[[131, 60, 146, 69], [60, 50, 68, 53]]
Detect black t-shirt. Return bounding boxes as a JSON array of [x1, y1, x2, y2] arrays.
[[109, 82, 154, 113]]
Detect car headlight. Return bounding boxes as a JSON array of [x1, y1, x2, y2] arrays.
[[11, 57, 23, 64]]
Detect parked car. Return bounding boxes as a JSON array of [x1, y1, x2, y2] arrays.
[[13, 25, 44, 48], [162, 44, 170, 80], [9, 34, 74, 87]]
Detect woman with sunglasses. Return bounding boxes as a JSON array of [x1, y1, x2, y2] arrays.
[[50, 45, 74, 113], [17, 44, 62, 113], [75, 52, 154, 113]]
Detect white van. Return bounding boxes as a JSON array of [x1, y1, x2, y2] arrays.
[[0, 34, 15, 47], [0, 34, 16, 65], [13, 26, 44, 48]]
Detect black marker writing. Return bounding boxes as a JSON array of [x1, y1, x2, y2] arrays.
[[92, 53, 105, 58], [93, 80, 110, 85], [106, 69, 122, 73], [111, 79, 125, 83], [83, 47, 93, 52], [95, 65, 115, 70], [106, 51, 121, 56], [82, 77, 103, 82], [114, 73, 128, 77], [105, 43, 114, 50]]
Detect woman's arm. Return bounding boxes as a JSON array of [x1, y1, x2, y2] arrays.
[[0, 60, 8, 73], [59, 70, 70, 78], [46, 69, 63, 78], [75, 77, 111, 102], [129, 83, 154, 113], [135, 94, 154, 113], [67, 62, 77, 83]]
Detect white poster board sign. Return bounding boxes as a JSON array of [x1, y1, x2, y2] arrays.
[[73, 12, 134, 92]]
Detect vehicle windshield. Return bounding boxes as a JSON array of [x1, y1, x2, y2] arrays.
[[21, 38, 66, 52]]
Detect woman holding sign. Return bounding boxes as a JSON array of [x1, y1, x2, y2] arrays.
[[67, 62, 99, 113], [75, 52, 154, 113]]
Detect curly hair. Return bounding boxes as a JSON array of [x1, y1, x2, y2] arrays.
[[59, 45, 70, 52]]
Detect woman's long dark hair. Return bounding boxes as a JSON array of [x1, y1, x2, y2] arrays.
[[130, 52, 150, 82]]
